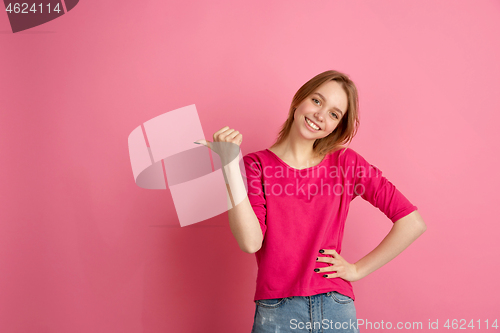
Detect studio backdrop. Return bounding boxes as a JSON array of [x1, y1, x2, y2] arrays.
[[1, 0, 499, 332]]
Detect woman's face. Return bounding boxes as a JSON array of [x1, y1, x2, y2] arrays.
[[293, 80, 348, 140]]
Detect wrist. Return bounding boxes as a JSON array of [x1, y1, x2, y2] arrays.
[[353, 262, 366, 281]]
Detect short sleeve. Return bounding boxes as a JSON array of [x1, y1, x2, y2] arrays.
[[242, 153, 268, 238], [347, 149, 418, 223]]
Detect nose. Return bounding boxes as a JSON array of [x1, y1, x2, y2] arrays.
[[314, 111, 325, 123]]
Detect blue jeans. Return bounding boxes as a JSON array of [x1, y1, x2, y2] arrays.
[[251, 291, 360, 333]]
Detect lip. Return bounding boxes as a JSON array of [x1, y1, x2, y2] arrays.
[[305, 117, 322, 131]]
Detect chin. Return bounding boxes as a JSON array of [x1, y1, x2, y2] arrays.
[[301, 130, 320, 140]]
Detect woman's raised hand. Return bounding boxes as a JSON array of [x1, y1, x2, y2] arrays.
[[194, 126, 243, 165]]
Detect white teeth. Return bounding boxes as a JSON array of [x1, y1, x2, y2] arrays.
[[306, 117, 319, 130]]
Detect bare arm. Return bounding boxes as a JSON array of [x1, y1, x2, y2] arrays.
[[316, 210, 426, 281], [354, 210, 427, 279], [195, 126, 263, 254], [224, 161, 263, 254]]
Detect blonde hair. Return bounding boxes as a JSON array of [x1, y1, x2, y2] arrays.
[[270, 70, 360, 158]]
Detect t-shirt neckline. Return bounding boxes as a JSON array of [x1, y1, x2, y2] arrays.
[[265, 148, 330, 171]]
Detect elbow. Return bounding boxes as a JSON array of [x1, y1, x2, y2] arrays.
[[410, 210, 427, 234], [241, 240, 263, 254], [241, 228, 264, 253], [395, 210, 427, 235], [419, 221, 427, 234], [242, 248, 258, 254], [415, 212, 427, 233], [414, 214, 427, 235]]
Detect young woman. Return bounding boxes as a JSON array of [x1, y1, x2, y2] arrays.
[[196, 70, 426, 333]]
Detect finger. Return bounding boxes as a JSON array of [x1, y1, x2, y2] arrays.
[[317, 265, 337, 273], [225, 131, 242, 144], [223, 133, 243, 145], [322, 272, 339, 279], [316, 256, 334, 264], [213, 126, 231, 140], [194, 139, 211, 150], [234, 133, 243, 145], [217, 128, 236, 141], [320, 249, 340, 258], [226, 130, 240, 140]]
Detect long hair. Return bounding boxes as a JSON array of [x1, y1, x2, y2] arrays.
[[270, 70, 360, 158]]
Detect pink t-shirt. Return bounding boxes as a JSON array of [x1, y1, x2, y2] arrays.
[[242, 147, 418, 302]]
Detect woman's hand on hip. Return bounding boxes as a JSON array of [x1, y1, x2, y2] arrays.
[[314, 249, 361, 282]]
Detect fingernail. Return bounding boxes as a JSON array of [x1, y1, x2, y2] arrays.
[[316, 257, 319, 261], [194, 141, 200, 144], [319, 249, 324, 253], [323, 274, 328, 278], [314, 268, 320, 272]]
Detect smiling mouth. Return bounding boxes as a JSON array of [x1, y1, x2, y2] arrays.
[[305, 117, 320, 131]]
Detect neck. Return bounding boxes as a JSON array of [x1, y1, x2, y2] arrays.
[[271, 137, 322, 169]]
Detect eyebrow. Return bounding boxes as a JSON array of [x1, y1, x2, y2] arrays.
[[312, 92, 345, 116]]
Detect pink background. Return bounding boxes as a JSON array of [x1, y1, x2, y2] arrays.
[[1, 0, 499, 332]]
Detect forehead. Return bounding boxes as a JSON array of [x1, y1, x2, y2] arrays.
[[312, 81, 348, 112]]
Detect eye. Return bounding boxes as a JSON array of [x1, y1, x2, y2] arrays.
[[330, 112, 339, 119], [312, 97, 339, 120]]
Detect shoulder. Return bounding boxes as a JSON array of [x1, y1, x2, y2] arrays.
[[335, 146, 358, 160], [243, 149, 268, 162], [335, 146, 371, 167], [243, 149, 270, 170]]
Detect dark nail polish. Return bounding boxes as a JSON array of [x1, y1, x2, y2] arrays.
[[319, 249, 324, 253], [316, 257, 319, 261], [314, 268, 320, 272], [323, 274, 328, 278], [193, 142, 200, 144]]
